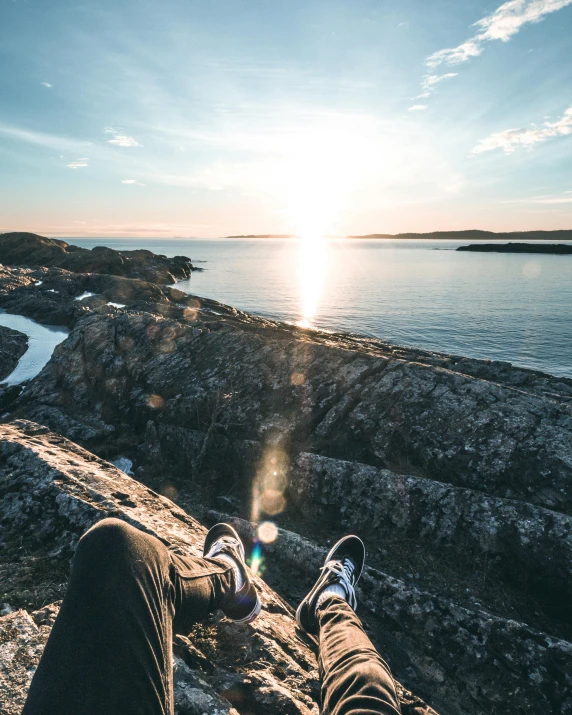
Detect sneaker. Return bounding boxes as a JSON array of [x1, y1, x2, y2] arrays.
[[296, 535, 365, 635], [203, 523, 261, 624]]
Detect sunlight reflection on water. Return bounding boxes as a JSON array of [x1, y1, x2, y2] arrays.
[[68, 238, 572, 378], [297, 235, 328, 326]]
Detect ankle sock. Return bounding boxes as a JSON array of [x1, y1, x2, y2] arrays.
[[316, 583, 346, 612], [212, 552, 245, 592]]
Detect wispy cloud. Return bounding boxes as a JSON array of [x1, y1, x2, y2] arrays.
[[0, 123, 91, 152], [108, 135, 141, 147], [500, 190, 572, 203], [408, 104, 428, 112], [105, 126, 141, 147], [427, 0, 572, 70], [532, 195, 572, 204], [417, 72, 458, 98], [41, 82, 53, 88], [414, 0, 572, 101], [122, 179, 146, 186], [67, 159, 89, 169], [473, 104, 572, 153]]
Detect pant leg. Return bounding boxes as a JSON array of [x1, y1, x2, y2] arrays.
[[23, 518, 234, 715], [318, 596, 402, 715]]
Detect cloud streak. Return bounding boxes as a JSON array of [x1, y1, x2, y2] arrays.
[[427, 0, 572, 70], [416, 1, 572, 101], [473, 104, 572, 153], [0, 123, 91, 152], [416, 72, 458, 99], [41, 82, 53, 88], [108, 135, 141, 147], [104, 126, 141, 147], [501, 190, 572, 203], [122, 179, 146, 186], [67, 159, 89, 169]]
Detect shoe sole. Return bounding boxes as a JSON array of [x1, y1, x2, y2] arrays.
[[232, 595, 262, 624]]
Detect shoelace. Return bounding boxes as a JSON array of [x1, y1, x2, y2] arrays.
[[321, 557, 358, 610], [206, 536, 243, 561]]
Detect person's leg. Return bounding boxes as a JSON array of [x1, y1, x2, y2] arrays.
[[22, 518, 236, 715], [296, 535, 402, 715], [318, 596, 401, 715]]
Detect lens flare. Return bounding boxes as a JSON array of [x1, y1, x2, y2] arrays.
[[257, 521, 278, 544], [249, 540, 263, 576], [146, 393, 164, 409], [259, 489, 286, 515], [251, 449, 288, 523]]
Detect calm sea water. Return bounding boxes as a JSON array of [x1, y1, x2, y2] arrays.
[[68, 238, 572, 378]]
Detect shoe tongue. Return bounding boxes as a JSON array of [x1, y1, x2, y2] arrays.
[[338, 557, 355, 580]]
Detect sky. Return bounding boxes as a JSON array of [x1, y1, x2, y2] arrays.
[[1, 0, 571, 238]]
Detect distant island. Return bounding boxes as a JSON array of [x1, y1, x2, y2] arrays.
[[224, 230, 572, 241], [457, 242, 572, 254], [348, 230, 572, 241], [225, 234, 294, 238]]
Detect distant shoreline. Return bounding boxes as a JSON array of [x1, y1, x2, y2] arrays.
[[457, 242, 572, 255], [224, 230, 572, 241]]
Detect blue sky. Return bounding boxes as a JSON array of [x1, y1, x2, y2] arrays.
[[1, 0, 571, 237]]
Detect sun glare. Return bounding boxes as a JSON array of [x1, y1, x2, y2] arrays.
[[270, 114, 381, 326], [298, 234, 327, 326]]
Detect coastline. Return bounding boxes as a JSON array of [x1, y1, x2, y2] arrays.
[[0, 235, 571, 715], [222, 230, 572, 241], [457, 242, 572, 254]]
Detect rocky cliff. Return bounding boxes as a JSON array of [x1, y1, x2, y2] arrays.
[[0, 327, 27, 381], [0, 233, 197, 283], [0, 251, 571, 715]]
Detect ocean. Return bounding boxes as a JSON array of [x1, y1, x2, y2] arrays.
[[68, 237, 572, 379]]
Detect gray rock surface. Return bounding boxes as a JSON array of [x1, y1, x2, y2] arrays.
[[203, 511, 572, 715], [0, 263, 191, 329], [0, 232, 196, 283], [0, 326, 27, 382], [287, 452, 572, 629], [0, 420, 435, 715], [0, 609, 50, 715], [0, 253, 570, 714]]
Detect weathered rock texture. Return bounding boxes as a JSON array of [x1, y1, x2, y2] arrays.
[[203, 511, 572, 715], [15, 307, 572, 514], [0, 232, 196, 283], [0, 327, 27, 381], [0, 263, 191, 329], [287, 452, 572, 628], [0, 421, 435, 715], [0, 254, 571, 714]]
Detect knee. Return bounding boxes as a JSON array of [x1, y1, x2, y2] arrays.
[[327, 650, 392, 685], [75, 518, 140, 567]]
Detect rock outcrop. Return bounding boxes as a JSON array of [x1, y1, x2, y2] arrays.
[[0, 327, 27, 381], [0, 263, 189, 328], [457, 242, 572, 254], [202, 510, 572, 715], [16, 304, 572, 514], [0, 421, 435, 715], [0, 232, 196, 283], [0, 254, 570, 714]]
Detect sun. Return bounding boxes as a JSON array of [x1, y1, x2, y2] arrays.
[[269, 113, 382, 324]]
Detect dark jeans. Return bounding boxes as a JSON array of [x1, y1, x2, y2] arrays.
[[23, 518, 401, 715]]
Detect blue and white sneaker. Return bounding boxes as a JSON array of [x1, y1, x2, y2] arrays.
[[203, 523, 261, 624], [296, 535, 365, 635]]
